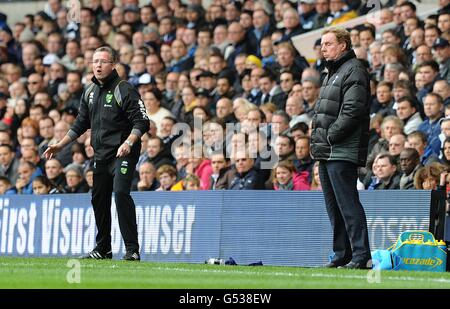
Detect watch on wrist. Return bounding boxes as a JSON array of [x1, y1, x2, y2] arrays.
[[124, 140, 133, 147]]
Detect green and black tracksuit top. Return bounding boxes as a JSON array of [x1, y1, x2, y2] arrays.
[[67, 69, 149, 161]]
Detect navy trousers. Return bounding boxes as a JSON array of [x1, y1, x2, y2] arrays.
[[318, 160, 371, 263]]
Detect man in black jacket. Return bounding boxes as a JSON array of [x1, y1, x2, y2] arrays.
[[311, 28, 372, 269], [44, 46, 149, 261]]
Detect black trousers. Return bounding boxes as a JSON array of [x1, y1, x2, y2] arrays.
[[318, 160, 371, 263], [92, 155, 139, 253]]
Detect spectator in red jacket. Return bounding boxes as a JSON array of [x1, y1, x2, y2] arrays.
[[273, 160, 310, 190]]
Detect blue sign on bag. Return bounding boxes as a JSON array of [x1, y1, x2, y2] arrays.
[[389, 231, 447, 272]]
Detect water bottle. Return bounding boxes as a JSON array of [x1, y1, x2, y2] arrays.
[[205, 258, 225, 265]]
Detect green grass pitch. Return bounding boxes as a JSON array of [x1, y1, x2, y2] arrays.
[[0, 257, 450, 289]]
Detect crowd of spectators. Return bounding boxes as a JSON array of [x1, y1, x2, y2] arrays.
[[0, 0, 450, 195]]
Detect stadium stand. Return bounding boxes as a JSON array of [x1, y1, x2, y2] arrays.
[[0, 0, 448, 200]]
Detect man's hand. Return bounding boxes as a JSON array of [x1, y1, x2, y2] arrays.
[[43, 143, 63, 160], [116, 142, 131, 158], [137, 180, 149, 191]]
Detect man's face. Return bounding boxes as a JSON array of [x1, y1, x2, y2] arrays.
[[147, 139, 161, 158], [27, 74, 43, 95], [18, 164, 33, 184], [359, 30, 374, 50], [246, 110, 261, 128], [425, 29, 439, 48], [295, 138, 309, 160], [441, 121, 450, 138], [198, 31, 211, 48], [216, 99, 232, 119], [416, 46, 432, 64], [213, 26, 227, 44], [235, 156, 253, 174], [253, 10, 267, 29], [276, 47, 294, 67], [66, 170, 82, 188], [321, 32, 346, 61], [434, 46, 450, 63], [20, 138, 36, 153], [45, 159, 63, 179], [139, 163, 155, 184], [375, 157, 396, 181], [160, 119, 174, 137], [146, 55, 163, 76], [330, 0, 344, 13], [283, 10, 299, 30], [130, 55, 145, 74], [370, 45, 382, 67], [290, 84, 303, 98], [302, 81, 318, 103], [438, 14, 450, 33], [250, 68, 263, 88], [92, 51, 115, 82], [423, 95, 442, 119], [418, 65, 438, 85], [407, 136, 426, 155], [400, 151, 417, 175], [165, 73, 179, 91], [234, 56, 246, 74], [271, 115, 289, 134], [410, 29, 424, 48], [291, 129, 305, 142], [0, 180, 10, 194], [404, 18, 418, 36], [376, 85, 392, 104], [396, 101, 416, 120], [259, 77, 273, 94], [216, 78, 230, 96], [382, 120, 401, 140], [67, 73, 82, 93], [227, 23, 244, 44], [389, 134, 405, 156], [433, 81, 450, 100], [285, 97, 302, 117], [279, 73, 294, 93], [400, 5, 415, 21], [0, 146, 13, 166], [211, 154, 227, 174], [275, 136, 293, 157], [209, 56, 224, 74]]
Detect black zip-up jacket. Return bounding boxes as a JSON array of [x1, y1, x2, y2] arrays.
[[310, 50, 370, 167], [68, 70, 149, 161]]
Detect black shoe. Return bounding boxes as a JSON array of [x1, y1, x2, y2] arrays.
[[338, 260, 372, 270], [123, 251, 140, 261], [323, 260, 349, 268], [80, 250, 112, 260]]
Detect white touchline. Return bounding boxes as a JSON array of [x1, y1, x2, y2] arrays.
[[153, 266, 450, 284]]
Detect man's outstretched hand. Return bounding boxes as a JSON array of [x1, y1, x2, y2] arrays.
[[43, 143, 62, 160]]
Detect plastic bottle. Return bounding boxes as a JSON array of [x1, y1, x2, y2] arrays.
[[205, 258, 225, 265]]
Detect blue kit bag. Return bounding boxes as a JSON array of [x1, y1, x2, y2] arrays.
[[371, 249, 402, 270], [388, 230, 447, 272]]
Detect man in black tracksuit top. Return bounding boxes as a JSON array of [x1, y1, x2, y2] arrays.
[[310, 28, 371, 269], [44, 46, 149, 261]]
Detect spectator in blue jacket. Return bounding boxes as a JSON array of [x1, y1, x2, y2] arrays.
[[15, 160, 43, 194], [418, 92, 444, 155], [229, 151, 264, 190], [0, 175, 17, 194]]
